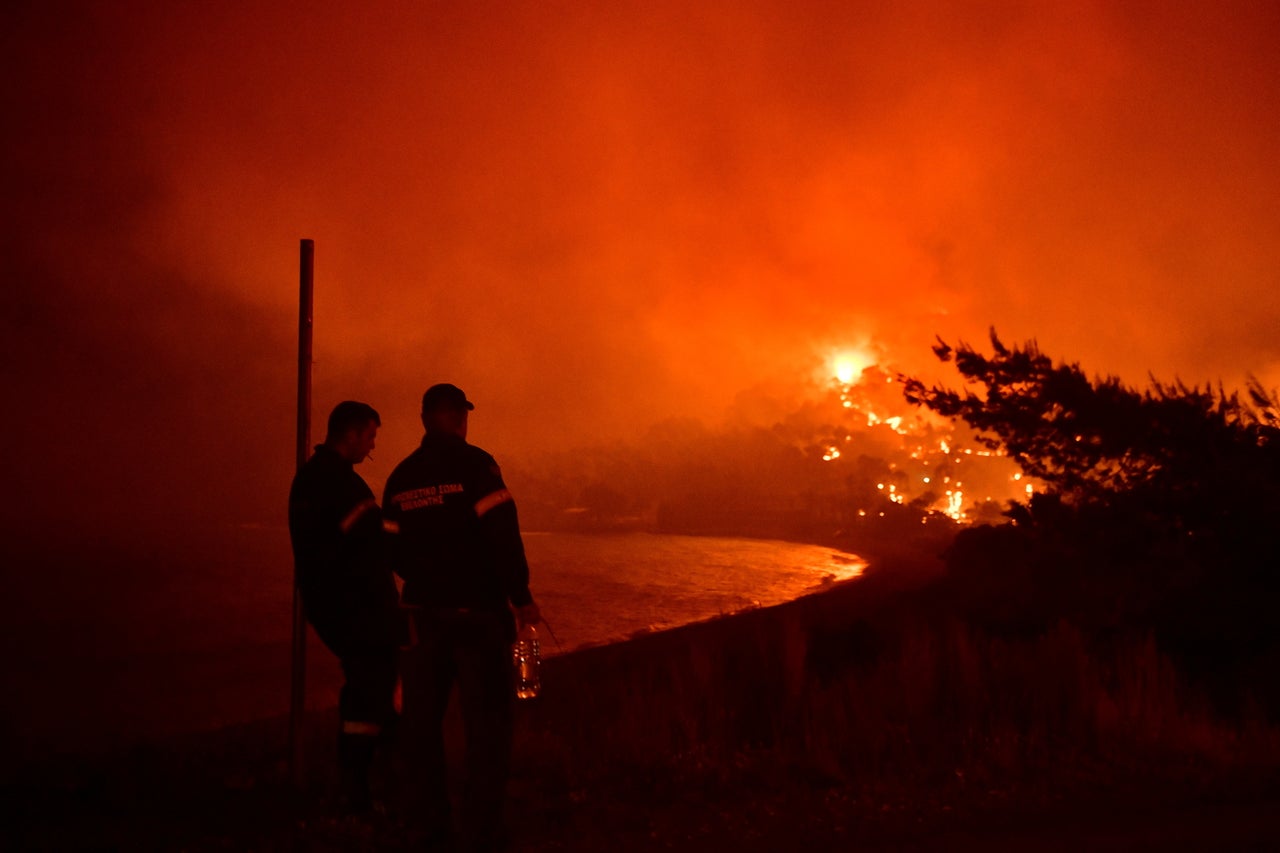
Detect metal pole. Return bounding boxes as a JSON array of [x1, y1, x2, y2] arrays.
[[290, 238, 314, 787]]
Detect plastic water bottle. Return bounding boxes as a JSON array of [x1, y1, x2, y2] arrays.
[[513, 624, 541, 700]]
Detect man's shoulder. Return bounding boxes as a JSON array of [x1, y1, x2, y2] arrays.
[[385, 448, 425, 485], [461, 444, 509, 493], [384, 440, 498, 481], [290, 453, 367, 514], [292, 451, 336, 491], [422, 438, 498, 469], [461, 442, 498, 467]]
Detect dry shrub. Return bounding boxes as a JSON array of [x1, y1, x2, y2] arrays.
[[522, 604, 1280, 789]]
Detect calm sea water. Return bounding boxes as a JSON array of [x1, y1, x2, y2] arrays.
[[3, 530, 863, 757], [526, 532, 865, 650]]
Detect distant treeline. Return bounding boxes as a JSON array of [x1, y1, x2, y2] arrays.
[[510, 368, 1015, 551], [513, 417, 928, 541]]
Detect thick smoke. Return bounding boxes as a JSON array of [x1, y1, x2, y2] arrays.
[[3, 0, 1279, 547]]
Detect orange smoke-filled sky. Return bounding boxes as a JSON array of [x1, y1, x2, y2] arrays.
[[3, 0, 1279, 539]]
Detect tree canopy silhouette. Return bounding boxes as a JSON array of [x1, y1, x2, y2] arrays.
[[901, 330, 1280, 540], [901, 330, 1280, 715]]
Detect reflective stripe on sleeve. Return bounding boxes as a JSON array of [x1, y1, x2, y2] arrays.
[[474, 488, 513, 517], [339, 498, 377, 534], [341, 720, 381, 736]]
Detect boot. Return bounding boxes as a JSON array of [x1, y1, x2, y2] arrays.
[[337, 730, 378, 813]]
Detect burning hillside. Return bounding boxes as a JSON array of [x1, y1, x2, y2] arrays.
[[512, 352, 1036, 544], [819, 356, 1034, 524]]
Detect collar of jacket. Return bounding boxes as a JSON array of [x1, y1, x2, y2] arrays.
[[312, 443, 353, 469], [420, 432, 467, 449]]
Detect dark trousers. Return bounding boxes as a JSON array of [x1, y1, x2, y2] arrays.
[[402, 607, 513, 847], [310, 606, 400, 805], [308, 595, 401, 727], [338, 649, 399, 729]]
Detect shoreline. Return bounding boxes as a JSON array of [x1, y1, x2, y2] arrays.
[[2, 542, 882, 777], [3, 530, 869, 769], [3, 533, 923, 778], [10, 538, 1280, 850], [3, 531, 937, 774]]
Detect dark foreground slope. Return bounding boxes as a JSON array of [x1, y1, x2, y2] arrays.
[[8, 552, 1280, 851]]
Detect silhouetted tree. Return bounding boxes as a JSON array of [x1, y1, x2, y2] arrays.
[[902, 330, 1280, 540], [902, 330, 1280, 715]]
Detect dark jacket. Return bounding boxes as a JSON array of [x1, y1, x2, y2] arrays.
[[383, 432, 533, 619], [288, 445, 399, 649]]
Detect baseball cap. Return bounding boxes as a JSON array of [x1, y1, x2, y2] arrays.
[[421, 383, 475, 413]]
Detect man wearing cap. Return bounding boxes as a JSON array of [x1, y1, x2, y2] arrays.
[[288, 400, 401, 811], [384, 383, 539, 851]]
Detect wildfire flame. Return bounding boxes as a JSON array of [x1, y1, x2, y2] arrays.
[[819, 347, 1039, 524], [832, 346, 877, 385]]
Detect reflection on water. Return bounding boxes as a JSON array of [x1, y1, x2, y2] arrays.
[[525, 531, 865, 652], [4, 530, 863, 753]]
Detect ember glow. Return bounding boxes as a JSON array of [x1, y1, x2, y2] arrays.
[[820, 361, 1031, 523], [832, 346, 877, 386]]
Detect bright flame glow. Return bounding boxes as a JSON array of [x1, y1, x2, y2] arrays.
[[812, 347, 1035, 526], [832, 346, 876, 385]]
